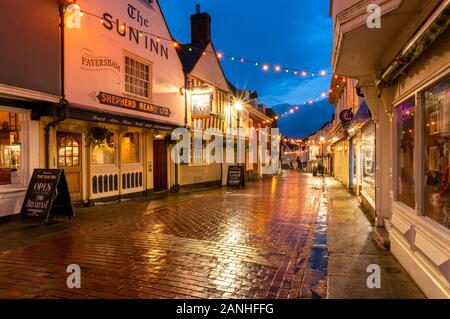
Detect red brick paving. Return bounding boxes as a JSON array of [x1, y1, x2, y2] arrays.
[[0, 172, 323, 299]]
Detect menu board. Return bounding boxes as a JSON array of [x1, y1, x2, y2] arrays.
[[227, 166, 245, 188], [20, 169, 74, 223]]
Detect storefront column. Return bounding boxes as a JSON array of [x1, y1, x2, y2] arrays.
[[364, 86, 393, 227]]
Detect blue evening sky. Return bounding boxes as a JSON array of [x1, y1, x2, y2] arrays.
[[160, 0, 335, 138]]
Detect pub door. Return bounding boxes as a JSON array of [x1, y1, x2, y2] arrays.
[[57, 131, 82, 202], [153, 140, 168, 191]]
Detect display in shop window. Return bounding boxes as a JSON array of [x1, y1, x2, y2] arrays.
[[0, 112, 21, 186], [424, 77, 450, 229]]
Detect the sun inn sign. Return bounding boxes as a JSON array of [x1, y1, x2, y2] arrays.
[[66, 2, 169, 60]]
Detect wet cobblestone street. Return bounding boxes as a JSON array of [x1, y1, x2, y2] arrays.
[[0, 172, 326, 299]]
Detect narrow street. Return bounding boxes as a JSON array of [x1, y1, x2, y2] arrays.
[[0, 171, 424, 299]]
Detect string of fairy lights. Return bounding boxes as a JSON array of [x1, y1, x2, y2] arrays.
[[63, 1, 339, 123], [64, 3, 333, 79]]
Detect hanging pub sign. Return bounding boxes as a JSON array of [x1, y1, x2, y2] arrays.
[[95, 91, 171, 117], [191, 87, 212, 118], [340, 109, 354, 124], [20, 169, 74, 223], [227, 166, 245, 189]]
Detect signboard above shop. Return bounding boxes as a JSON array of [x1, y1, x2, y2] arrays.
[[64, 0, 185, 127], [191, 87, 212, 118]]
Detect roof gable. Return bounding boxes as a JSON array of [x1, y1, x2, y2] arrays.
[[189, 43, 230, 92]]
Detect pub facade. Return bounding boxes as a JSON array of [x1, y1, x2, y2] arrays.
[[41, 0, 186, 205]]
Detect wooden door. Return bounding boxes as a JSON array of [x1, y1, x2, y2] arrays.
[[57, 132, 82, 201], [153, 140, 168, 191]]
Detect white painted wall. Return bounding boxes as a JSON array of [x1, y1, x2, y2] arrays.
[[64, 0, 185, 126]]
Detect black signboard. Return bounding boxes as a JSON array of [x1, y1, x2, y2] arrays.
[[227, 166, 245, 189], [340, 109, 354, 124], [20, 169, 74, 223]]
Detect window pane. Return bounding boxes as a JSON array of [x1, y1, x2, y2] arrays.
[[92, 135, 116, 165], [361, 124, 376, 202], [0, 111, 21, 185], [124, 56, 150, 98], [397, 98, 416, 209], [121, 133, 140, 163], [424, 77, 450, 229]]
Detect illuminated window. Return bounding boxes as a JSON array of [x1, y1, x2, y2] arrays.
[[424, 77, 450, 229], [92, 134, 116, 165], [361, 124, 375, 202], [125, 55, 151, 98], [121, 132, 140, 164], [0, 111, 21, 185]]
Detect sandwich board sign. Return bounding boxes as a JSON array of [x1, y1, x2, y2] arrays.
[[20, 169, 74, 223], [227, 166, 245, 189]]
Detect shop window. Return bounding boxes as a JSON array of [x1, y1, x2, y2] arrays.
[[0, 111, 21, 186], [361, 124, 376, 202], [57, 133, 80, 167], [397, 98, 415, 209], [125, 55, 151, 98], [424, 77, 450, 229], [92, 134, 116, 165], [121, 132, 140, 164]]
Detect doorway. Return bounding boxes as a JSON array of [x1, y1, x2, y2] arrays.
[[153, 140, 168, 191], [57, 131, 82, 202]]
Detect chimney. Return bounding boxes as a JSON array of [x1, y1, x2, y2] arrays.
[[190, 4, 211, 46]]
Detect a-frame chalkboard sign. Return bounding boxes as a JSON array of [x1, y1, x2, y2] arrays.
[[227, 166, 245, 189], [20, 169, 74, 223]]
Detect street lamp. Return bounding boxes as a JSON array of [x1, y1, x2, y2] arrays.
[[320, 136, 325, 177]]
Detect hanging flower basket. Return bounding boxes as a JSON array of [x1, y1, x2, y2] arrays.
[[87, 127, 114, 149]]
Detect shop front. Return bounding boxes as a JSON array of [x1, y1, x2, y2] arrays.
[[390, 72, 450, 298], [332, 138, 350, 187], [0, 106, 40, 217], [56, 0, 185, 204], [360, 123, 376, 214]]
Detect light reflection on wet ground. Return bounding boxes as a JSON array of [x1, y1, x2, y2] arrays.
[[0, 171, 325, 299]]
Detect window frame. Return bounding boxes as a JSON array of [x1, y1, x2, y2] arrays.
[[420, 76, 450, 228], [120, 132, 141, 164], [91, 132, 117, 166], [393, 72, 450, 230], [123, 51, 153, 101]]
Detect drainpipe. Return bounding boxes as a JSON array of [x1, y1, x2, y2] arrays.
[[45, 3, 68, 168]]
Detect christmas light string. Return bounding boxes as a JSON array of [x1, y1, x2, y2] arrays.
[[276, 91, 330, 120], [63, 2, 337, 124], [64, 5, 333, 79]]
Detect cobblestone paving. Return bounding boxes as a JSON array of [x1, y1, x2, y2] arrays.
[[0, 172, 324, 299]]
